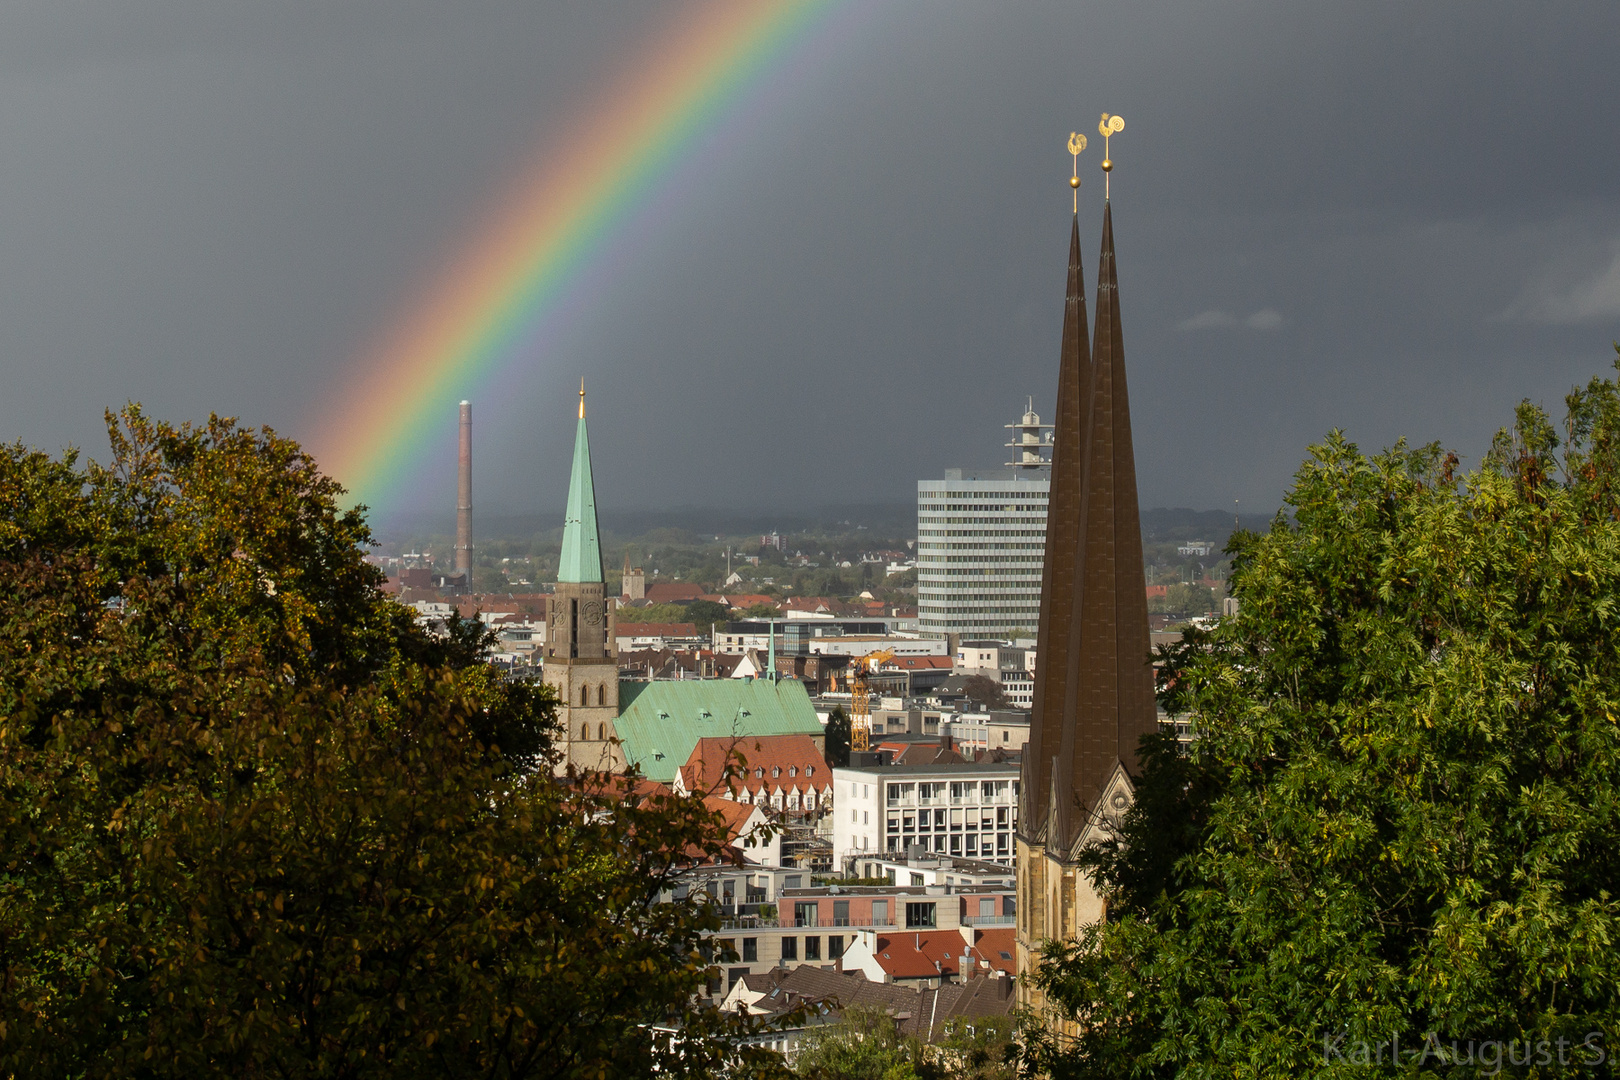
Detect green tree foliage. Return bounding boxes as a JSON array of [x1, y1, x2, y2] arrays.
[[1027, 361, 1620, 1076], [792, 1006, 1016, 1079], [614, 601, 697, 624], [824, 707, 851, 768], [1145, 582, 1216, 616], [960, 674, 1011, 712], [793, 1005, 927, 1080], [0, 408, 789, 1079]]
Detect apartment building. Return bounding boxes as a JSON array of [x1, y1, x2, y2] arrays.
[[700, 882, 1015, 996], [832, 760, 1020, 870], [916, 404, 1052, 639]]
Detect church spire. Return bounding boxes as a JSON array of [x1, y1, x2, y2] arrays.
[[558, 381, 603, 584], [1020, 209, 1091, 839], [1051, 195, 1157, 848], [1020, 127, 1157, 851]]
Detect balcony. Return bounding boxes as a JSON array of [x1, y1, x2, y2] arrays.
[[962, 914, 1017, 927]]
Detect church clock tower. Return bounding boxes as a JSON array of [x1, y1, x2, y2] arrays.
[[545, 382, 624, 774]]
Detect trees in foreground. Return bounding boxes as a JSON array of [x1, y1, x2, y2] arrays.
[[1028, 358, 1620, 1077], [0, 408, 787, 1078], [792, 1006, 1015, 1079]]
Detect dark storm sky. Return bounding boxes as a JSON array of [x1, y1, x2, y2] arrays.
[[2, 1, 1617, 523]]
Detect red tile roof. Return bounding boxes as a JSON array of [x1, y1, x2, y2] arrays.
[[886, 656, 952, 670], [871, 932, 976, 980], [679, 734, 831, 801], [969, 928, 1017, 976]]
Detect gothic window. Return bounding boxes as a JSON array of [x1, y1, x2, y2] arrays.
[[580, 685, 588, 706], [597, 684, 606, 706], [598, 722, 606, 740], [580, 723, 588, 741]]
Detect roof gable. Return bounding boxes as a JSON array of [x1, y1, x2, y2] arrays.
[[615, 678, 824, 783]]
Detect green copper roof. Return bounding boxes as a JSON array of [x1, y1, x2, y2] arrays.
[[614, 679, 824, 783], [558, 413, 603, 583]]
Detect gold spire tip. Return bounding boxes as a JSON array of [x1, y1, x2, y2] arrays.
[[578, 377, 586, 419], [1067, 132, 1086, 211], [1098, 113, 1123, 196]]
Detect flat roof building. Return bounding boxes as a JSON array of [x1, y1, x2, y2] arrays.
[[917, 405, 1051, 640]]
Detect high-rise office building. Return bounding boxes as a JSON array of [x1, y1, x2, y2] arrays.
[[916, 404, 1052, 640]]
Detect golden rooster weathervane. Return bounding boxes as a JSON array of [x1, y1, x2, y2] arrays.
[[1098, 113, 1124, 199], [1067, 131, 1087, 213]]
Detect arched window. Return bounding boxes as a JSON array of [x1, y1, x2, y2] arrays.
[[597, 684, 606, 706], [580, 685, 588, 706], [580, 723, 588, 740], [598, 722, 606, 740]]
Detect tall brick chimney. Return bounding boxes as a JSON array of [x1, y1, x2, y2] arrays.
[[455, 400, 472, 581]]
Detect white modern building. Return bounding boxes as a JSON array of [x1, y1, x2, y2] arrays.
[[832, 761, 1020, 871], [916, 404, 1050, 639]]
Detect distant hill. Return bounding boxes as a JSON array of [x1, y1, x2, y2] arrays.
[[1139, 507, 1275, 546]]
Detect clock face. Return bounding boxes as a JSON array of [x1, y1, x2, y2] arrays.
[[581, 600, 603, 627]]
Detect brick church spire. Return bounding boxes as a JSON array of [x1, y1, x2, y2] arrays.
[[1019, 211, 1091, 841], [1050, 197, 1157, 850], [1017, 127, 1159, 1018]]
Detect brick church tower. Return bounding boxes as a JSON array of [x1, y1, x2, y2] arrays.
[[545, 382, 625, 774]]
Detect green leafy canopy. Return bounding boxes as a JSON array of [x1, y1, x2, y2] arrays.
[[1029, 352, 1620, 1078], [0, 407, 791, 1079]]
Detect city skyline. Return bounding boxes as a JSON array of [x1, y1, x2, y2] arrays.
[[0, 2, 1616, 522]]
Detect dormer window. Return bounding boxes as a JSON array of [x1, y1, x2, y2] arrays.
[[755, 767, 764, 778], [772, 766, 781, 778], [805, 766, 814, 776], [789, 766, 798, 777]]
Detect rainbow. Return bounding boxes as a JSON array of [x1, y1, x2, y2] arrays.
[[311, 0, 847, 513]]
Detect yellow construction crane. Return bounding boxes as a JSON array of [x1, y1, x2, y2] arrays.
[[849, 648, 896, 753]]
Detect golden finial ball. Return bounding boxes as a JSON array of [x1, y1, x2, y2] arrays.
[[1069, 176, 1080, 189], [1101, 159, 1113, 173]]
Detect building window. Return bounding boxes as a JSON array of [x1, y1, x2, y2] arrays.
[[579, 685, 588, 706], [795, 902, 819, 928], [834, 900, 849, 926], [598, 723, 606, 740], [598, 684, 606, 706], [743, 937, 758, 962], [580, 723, 588, 740], [828, 935, 844, 960], [905, 902, 937, 929], [805, 936, 821, 961], [729, 967, 749, 990], [781, 937, 798, 961], [872, 900, 888, 925]]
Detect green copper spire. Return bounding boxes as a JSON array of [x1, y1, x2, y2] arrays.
[[558, 380, 603, 583]]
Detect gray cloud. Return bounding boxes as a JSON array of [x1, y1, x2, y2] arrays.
[[1178, 309, 1282, 331], [1500, 243, 1620, 324], [1179, 310, 1239, 331], [0, 1, 1616, 523], [1245, 309, 1283, 331]]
